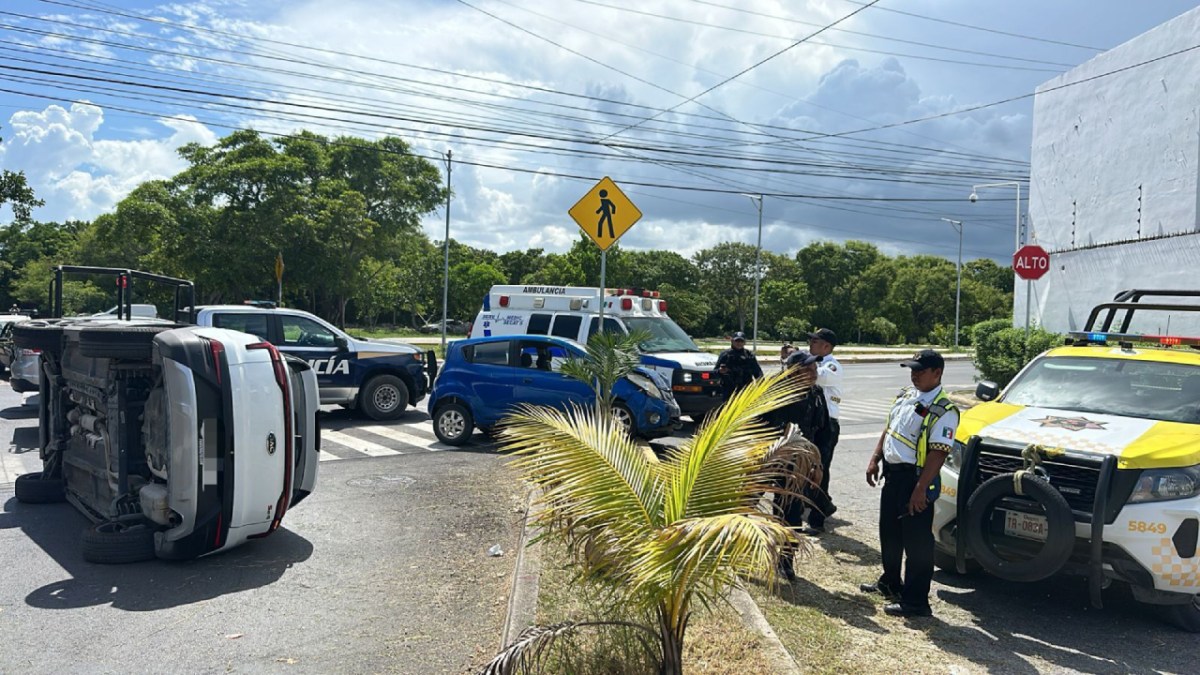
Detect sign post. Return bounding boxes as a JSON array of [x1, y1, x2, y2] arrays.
[[1013, 243, 1049, 352], [275, 252, 284, 306], [568, 177, 642, 331]]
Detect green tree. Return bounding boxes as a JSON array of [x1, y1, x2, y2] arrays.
[[499, 248, 546, 284], [878, 255, 958, 342], [394, 235, 442, 325], [693, 242, 758, 332], [450, 261, 506, 320], [658, 283, 709, 336], [965, 258, 1014, 294], [566, 235, 627, 287], [527, 253, 585, 287], [795, 240, 883, 336], [623, 250, 699, 290]]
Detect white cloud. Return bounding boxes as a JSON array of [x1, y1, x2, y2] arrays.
[[0, 103, 217, 222]]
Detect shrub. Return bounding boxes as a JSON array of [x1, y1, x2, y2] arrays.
[[974, 326, 1063, 387], [773, 316, 808, 344], [928, 324, 954, 348], [970, 318, 1011, 348], [861, 317, 899, 345]]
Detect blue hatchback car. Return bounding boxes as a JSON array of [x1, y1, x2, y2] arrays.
[[428, 335, 681, 445]]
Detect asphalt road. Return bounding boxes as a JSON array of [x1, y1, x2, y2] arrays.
[[0, 385, 524, 675]]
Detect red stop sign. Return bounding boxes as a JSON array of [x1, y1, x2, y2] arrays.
[[1013, 244, 1050, 281]]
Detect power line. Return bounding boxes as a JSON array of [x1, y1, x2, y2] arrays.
[[598, 0, 883, 141]]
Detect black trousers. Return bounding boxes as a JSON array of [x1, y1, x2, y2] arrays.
[[807, 418, 839, 527], [878, 462, 934, 609]]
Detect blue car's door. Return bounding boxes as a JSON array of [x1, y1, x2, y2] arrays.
[[465, 339, 518, 426], [513, 338, 593, 412]]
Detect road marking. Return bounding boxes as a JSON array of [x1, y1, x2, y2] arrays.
[[0, 450, 40, 485], [354, 424, 443, 451], [322, 430, 401, 457], [318, 450, 344, 462], [840, 431, 885, 441]]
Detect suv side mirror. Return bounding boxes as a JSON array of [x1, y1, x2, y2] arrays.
[[975, 380, 1000, 402], [334, 336, 349, 352]]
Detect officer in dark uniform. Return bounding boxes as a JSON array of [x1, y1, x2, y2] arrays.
[[766, 350, 835, 547], [716, 331, 762, 400], [860, 349, 959, 618]]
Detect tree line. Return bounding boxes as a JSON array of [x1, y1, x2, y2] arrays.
[[0, 129, 1013, 344]]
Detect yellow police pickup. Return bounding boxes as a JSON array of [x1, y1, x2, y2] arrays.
[[934, 290, 1200, 631]]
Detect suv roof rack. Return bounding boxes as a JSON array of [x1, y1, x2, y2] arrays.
[[49, 265, 196, 323]]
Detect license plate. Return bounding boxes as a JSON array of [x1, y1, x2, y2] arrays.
[[1003, 510, 1048, 542]]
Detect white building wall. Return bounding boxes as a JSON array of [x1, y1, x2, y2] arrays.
[[1025, 5, 1200, 334]]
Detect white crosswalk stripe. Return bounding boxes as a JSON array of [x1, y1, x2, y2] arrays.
[[354, 424, 448, 452], [0, 450, 41, 485], [322, 430, 403, 457]]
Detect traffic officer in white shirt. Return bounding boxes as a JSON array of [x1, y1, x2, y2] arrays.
[[805, 328, 843, 532], [860, 349, 959, 618]]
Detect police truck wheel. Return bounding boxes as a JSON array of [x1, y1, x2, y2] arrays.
[[965, 472, 1075, 583], [14, 472, 65, 504], [934, 548, 980, 575], [78, 325, 176, 360], [433, 403, 473, 446], [1164, 596, 1200, 633], [612, 402, 637, 438], [360, 375, 409, 421]]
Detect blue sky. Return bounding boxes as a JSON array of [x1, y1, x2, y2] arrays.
[[1, 0, 1197, 263]]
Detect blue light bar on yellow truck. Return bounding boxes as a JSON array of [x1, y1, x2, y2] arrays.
[[1068, 331, 1200, 347]]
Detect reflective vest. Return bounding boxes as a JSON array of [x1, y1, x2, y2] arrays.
[[885, 388, 957, 468]]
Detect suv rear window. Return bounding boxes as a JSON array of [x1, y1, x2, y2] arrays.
[[470, 341, 510, 366], [551, 315, 582, 339]]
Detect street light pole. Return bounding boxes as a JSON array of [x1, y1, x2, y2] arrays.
[[940, 218, 963, 349], [742, 194, 764, 353], [441, 150, 452, 351], [970, 181, 1027, 342]]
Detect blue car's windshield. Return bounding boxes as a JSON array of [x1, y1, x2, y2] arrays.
[[623, 317, 700, 353]]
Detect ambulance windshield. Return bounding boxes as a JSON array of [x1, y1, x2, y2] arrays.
[[624, 317, 701, 353]]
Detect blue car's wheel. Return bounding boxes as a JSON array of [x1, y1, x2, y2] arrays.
[[613, 402, 637, 438], [434, 402, 473, 446]]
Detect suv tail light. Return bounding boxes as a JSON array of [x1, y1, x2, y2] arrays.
[[247, 341, 293, 536], [19, 348, 41, 356]]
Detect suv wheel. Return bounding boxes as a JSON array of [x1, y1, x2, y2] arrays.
[[78, 324, 177, 360], [14, 472, 65, 504], [360, 375, 409, 421], [81, 520, 157, 564], [433, 402, 473, 446], [1165, 595, 1200, 633]]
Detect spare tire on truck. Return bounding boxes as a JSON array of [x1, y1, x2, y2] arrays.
[[12, 321, 65, 354], [964, 472, 1076, 583]]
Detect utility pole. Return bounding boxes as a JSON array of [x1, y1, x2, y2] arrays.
[[940, 218, 963, 349], [441, 150, 452, 351], [742, 194, 764, 353]]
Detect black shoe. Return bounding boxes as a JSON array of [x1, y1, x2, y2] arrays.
[[777, 561, 798, 582], [801, 525, 825, 536], [859, 582, 900, 601], [883, 602, 932, 618]]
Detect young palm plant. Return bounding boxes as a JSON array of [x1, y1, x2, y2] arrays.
[[482, 364, 817, 675]]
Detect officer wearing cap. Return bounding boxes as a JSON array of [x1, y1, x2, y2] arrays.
[[716, 331, 762, 400], [806, 328, 843, 529], [860, 349, 958, 618], [767, 350, 835, 544]]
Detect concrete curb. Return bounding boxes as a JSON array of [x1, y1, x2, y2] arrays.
[[729, 586, 802, 675], [500, 487, 543, 649]]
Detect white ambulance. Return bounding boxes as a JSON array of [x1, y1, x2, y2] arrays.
[[470, 285, 722, 418]]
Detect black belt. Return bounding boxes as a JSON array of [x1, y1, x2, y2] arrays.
[[883, 462, 920, 475]]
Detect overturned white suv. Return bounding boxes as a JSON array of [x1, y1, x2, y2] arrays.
[[13, 267, 320, 563]]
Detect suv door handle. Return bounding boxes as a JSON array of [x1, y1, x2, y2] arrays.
[[522, 377, 533, 383]]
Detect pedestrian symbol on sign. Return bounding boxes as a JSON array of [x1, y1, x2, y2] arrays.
[[596, 189, 616, 238], [569, 177, 641, 251]]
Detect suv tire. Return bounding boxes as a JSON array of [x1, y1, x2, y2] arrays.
[[965, 472, 1075, 583], [81, 520, 157, 564], [78, 324, 177, 360], [360, 375, 409, 421], [12, 321, 65, 353], [934, 548, 981, 575], [433, 402, 473, 446], [14, 472, 65, 504]]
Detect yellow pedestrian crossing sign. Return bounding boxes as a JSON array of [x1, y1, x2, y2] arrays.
[[568, 177, 642, 251]]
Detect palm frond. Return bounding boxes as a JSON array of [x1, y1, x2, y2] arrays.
[[499, 403, 664, 574], [663, 371, 806, 524], [557, 329, 649, 407], [480, 620, 660, 675]]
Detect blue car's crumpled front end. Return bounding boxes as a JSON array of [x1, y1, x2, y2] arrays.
[[614, 366, 681, 438]]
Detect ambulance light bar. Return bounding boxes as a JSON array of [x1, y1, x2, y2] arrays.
[[606, 288, 661, 298], [1069, 331, 1200, 347]]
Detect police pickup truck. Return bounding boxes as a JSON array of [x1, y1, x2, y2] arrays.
[[195, 305, 434, 420]]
